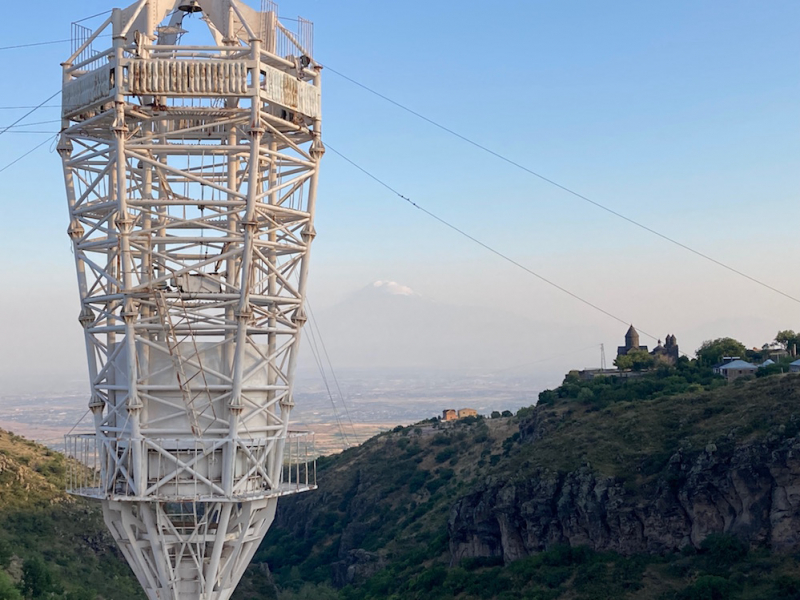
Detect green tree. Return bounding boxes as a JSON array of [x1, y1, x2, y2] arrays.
[[0, 571, 20, 600], [696, 338, 747, 367], [20, 557, 57, 599], [614, 349, 654, 371], [0, 542, 11, 568], [677, 575, 732, 600], [536, 390, 557, 406], [775, 330, 799, 352], [699, 533, 748, 571], [277, 583, 338, 600], [63, 590, 95, 600]]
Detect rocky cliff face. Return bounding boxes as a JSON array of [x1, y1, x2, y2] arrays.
[[449, 432, 800, 564]]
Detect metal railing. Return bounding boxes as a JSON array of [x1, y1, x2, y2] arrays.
[[282, 430, 317, 493], [71, 22, 95, 65], [64, 433, 103, 496], [65, 431, 317, 500], [261, 0, 313, 58]]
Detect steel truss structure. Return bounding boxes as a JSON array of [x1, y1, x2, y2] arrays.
[[59, 2, 322, 598]]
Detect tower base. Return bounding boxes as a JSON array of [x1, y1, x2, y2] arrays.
[[103, 498, 276, 600]]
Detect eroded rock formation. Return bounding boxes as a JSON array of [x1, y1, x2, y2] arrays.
[[449, 435, 800, 564]]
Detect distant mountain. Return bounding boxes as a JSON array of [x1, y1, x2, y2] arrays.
[[306, 281, 584, 373]]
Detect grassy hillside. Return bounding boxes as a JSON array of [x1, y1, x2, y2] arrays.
[[0, 429, 144, 600], [507, 368, 800, 483], [0, 429, 68, 510], [254, 370, 800, 600]]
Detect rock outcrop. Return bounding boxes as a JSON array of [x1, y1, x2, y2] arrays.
[[332, 549, 387, 587], [449, 434, 800, 564]]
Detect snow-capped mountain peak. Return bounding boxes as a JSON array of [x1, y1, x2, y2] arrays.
[[371, 280, 417, 297]]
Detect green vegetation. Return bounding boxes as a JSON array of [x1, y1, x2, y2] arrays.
[[539, 357, 724, 409], [696, 338, 748, 366], [613, 348, 655, 371], [0, 430, 144, 600], [775, 330, 799, 352], [518, 371, 800, 483], [271, 535, 800, 600], [332, 544, 656, 600], [257, 367, 800, 599]]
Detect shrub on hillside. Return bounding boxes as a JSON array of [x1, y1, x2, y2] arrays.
[[772, 575, 800, 600], [435, 448, 456, 463], [699, 533, 748, 573], [0, 571, 20, 600], [677, 575, 732, 600], [534, 358, 724, 409], [20, 557, 59, 599]]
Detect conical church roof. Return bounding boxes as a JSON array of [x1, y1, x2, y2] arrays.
[[625, 325, 639, 347]]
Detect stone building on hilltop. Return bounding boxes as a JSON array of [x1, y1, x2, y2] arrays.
[[578, 326, 680, 380], [651, 334, 680, 365], [616, 325, 680, 366], [442, 408, 478, 421], [617, 325, 648, 357]]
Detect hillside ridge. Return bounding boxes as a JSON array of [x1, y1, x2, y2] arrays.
[[257, 371, 800, 599]]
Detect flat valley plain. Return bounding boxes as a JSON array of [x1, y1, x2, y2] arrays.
[[0, 370, 541, 455]]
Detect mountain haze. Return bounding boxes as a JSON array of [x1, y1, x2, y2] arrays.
[[307, 281, 584, 372]]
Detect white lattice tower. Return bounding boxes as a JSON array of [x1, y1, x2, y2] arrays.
[[59, 2, 322, 598]]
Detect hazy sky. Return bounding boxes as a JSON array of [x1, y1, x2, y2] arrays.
[[1, 1, 799, 392]]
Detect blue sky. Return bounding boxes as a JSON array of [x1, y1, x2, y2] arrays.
[[0, 1, 799, 390]]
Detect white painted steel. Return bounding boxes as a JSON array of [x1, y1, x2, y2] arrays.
[[59, 2, 323, 599]]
